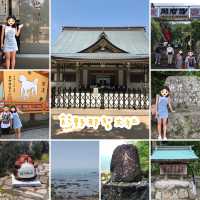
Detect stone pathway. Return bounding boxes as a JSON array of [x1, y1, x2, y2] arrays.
[[0, 128, 49, 140], [0, 163, 49, 200]]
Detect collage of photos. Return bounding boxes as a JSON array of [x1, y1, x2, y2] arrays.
[[0, 0, 200, 199]]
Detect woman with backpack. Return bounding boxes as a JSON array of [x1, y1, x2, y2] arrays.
[[0, 105, 13, 135]]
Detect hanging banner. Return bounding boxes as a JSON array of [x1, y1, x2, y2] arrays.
[[159, 7, 189, 19], [3, 71, 48, 103]]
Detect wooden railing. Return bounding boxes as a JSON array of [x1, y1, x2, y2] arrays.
[[51, 87, 149, 110]]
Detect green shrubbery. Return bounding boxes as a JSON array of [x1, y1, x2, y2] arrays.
[[0, 142, 49, 176]]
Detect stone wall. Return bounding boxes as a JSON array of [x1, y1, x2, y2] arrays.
[[164, 76, 200, 138], [165, 76, 200, 109], [168, 111, 200, 139], [152, 179, 197, 200]]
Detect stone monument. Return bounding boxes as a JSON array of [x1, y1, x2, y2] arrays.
[[111, 144, 142, 182], [101, 144, 148, 200], [165, 76, 200, 138]]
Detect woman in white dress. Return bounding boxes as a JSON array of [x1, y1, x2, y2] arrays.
[[1, 16, 23, 69]]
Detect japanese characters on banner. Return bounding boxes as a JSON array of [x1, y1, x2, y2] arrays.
[[3, 71, 48, 103], [151, 6, 200, 19], [159, 7, 189, 17]]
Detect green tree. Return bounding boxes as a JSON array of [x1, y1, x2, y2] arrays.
[[151, 19, 162, 49], [136, 141, 149, 175], [0, 141, 49, 176], [128, 141, 149, 177]]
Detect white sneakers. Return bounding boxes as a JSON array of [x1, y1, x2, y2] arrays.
[[158, 135, 162, 140], [158, 135, 167, 140]]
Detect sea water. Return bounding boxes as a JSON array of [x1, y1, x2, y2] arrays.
[[52, 168, 99, 199]]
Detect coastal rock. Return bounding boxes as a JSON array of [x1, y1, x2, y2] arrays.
[[111, 144, 141, 182]]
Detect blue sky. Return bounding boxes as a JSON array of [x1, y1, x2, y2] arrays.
[[51, 141, 99, 170], [51, 0, 149, 43]]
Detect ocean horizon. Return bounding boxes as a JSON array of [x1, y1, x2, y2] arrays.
[[52, 168, 99, 199]]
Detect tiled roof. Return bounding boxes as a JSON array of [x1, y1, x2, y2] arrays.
[[52, 53, 148, 60], [151, 146, 198, 161], [52, 27, 149, 59]]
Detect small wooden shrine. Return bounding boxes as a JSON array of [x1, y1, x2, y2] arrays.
[[151, 146, 198, 177]]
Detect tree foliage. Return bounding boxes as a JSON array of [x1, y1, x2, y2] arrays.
[[191, 20, 200, 49], [0, 142, 49, 176], [151, 19, 200, 53], [128, 141, 149, 176], [151, 19, 162, 49]]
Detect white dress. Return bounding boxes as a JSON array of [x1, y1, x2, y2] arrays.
[[3, 25, 18, 52]]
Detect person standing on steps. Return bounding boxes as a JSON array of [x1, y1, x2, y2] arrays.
[[155, 44, 162, 65], [1, 15, 23, 69], [175, 50, 184, 69], [166, 44, 174, 66], [185, 51, 196, 69]]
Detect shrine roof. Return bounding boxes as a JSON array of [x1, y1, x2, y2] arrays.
[[151, 146, 198, 161], [52, 26, 148, 59], [52, 53, 148, 60]]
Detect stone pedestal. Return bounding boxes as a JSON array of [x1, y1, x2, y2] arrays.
[[152, 179, 197, 200], [12, 174, 41, 187], [102, 181, 149, 200]]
